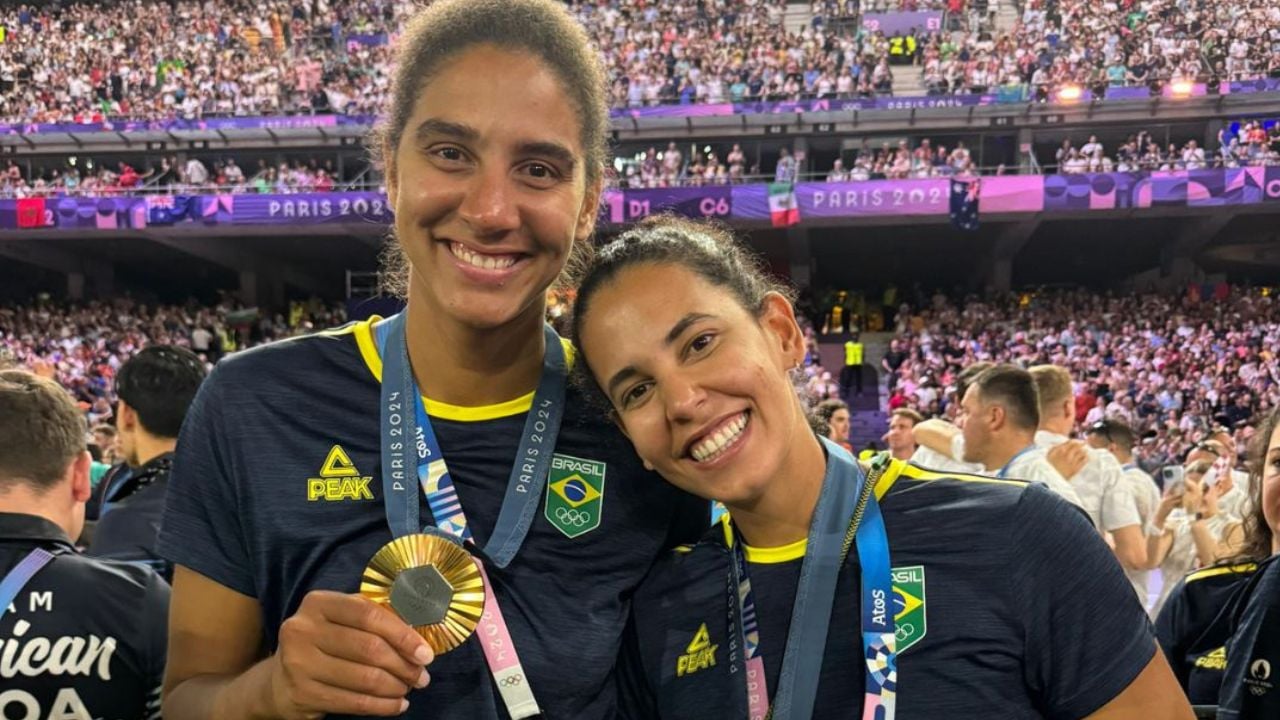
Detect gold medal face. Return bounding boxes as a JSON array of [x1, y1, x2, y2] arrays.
[[360, 533, 486, 654]]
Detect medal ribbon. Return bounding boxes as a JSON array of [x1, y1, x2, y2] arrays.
[[997, 443, 1037, 479], [728, 441, 897, 720], [379, 311, 565, 719]]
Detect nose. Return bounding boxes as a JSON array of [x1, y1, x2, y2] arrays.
[[457, 165, 520, 237], [663, 375, 707, 425]]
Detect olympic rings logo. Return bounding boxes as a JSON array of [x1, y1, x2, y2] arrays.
[[895, 624, 915, 641], [555, 507, 592, 527], [499, 675, 524, 687]]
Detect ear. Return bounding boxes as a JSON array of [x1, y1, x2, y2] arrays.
[[988, 403, 1006, 432], [758, 292, 805, 369], [117, 401, 135, 431], [1060, 397, 1074, 420], [69, 450, 92, 503], [575, 175, 605, 243]]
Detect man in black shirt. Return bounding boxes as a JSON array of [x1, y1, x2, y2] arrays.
[[0, 369, 168, 719], [88, 345, 206, 581]]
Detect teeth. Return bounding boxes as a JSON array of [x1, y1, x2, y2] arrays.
[[450, 242, 517, 271], [691, 413, 749, 463]]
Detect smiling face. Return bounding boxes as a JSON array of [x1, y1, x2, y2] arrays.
[[577, 264, 808, 505], [385, 45, 601, 332]]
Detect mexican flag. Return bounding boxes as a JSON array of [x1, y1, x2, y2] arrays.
[[768, 183, 800, 227]]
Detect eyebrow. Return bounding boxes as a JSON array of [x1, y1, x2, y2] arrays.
[[604, 312, 715, 400], [412, 118, 578, 173], [413, 118, 478, 145]]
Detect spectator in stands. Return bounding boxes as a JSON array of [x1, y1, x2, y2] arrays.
[[87, 346, 206, 581], [1087, 419, 1164, 606], [0, 369, 169, 718], [915, 364, 1083, 506], [1146, 458, 1240, 614], [775, 147, 798, 184], [884, 286, 1280, 466], [815, 398, 853, 451], [884, 407, 922, 460], [1030, 365, 1146, 569], [92, 423, 120, 466]]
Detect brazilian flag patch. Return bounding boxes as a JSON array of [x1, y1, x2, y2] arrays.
[[892, 565, 927, 652], [545, 453, 606, 539]]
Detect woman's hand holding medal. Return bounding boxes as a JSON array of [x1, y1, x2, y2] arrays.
[[265, 589, 435, 718]]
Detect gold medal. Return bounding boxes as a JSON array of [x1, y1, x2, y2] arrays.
[[360, 533, 486, 654]]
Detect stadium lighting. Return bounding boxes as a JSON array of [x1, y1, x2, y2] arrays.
[[1170, 80, 1194, 97], [1056, 84, 1083, 102]]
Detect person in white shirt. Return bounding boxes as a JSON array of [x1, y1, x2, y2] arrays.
[[1087, 419, 1163, 608], [914, 364, 1083, 508], [1181, 140, 1206, 171], [1030, 365, 1146, 570], [1206, 427, 1252, 521], [1081, 135, 1102, 158], [826, 158, 848, 182], [184, 157, 209, 188], [1145, 459, 1237, 614]]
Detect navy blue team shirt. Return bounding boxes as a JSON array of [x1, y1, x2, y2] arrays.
[[157, 318, 706, 719], [1217, 556, 1280, 719], [1155, 562, 1258, 705], [618, 460, 1159, 719]]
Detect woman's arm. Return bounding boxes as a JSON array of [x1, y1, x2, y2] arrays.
[[163, 567, 432, 720], [1083, 650, 1194, 720]]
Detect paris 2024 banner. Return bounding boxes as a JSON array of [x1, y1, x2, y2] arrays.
[[1, 168, 1278, 231]]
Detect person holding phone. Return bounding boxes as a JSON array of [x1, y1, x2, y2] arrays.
[[1147, 461, 1241, 614]]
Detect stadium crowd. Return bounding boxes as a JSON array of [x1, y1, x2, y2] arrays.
[[0, 156, 357, 197], [918, 0, 1280, 100], [0, 298, 345, 414], [877, 285, 1279, 468], [2, 0, 1280, 128]]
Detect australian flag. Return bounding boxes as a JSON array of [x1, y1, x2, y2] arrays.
[[950, 178, 980, 231]]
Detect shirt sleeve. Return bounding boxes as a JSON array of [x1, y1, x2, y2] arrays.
[[1011, 483, 1157, 720], [1022, 458, 1085, 510], [156, 367, 257, 597], [142, 568, 171, 720], [1153, 577, 1192, 692], [1100, 463, 1143, 531]]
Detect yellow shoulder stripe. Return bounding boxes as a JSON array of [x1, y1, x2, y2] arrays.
[[722, 457, 906, 565], [351, 316, 574, 422], [899, 463, 1029, 487], [1185, 563, 1258, 584]]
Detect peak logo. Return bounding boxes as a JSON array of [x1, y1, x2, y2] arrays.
[[307, 445, 374, 502], [676, 623, 718, 677]]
